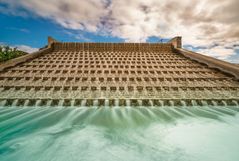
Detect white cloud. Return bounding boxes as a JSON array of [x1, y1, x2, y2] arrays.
[[0, 42, 39, 53], [0, 43, 38, 53], [0, 0, 108, 32], [64, 30, 91, 41], [0, 0, 239, 62], [15, 45, 38, 53], [198, 46, 236, 60], [6, 27, 30, 33]]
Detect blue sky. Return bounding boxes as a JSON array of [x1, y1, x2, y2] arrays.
[[0, 0, 239, 63], [0, 14, 125, 48], [0, 13, 168, 50]]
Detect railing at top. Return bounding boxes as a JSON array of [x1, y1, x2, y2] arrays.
[[52, 42, 173, 52]]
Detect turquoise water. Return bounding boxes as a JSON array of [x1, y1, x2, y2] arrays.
[[0, 106, 239, 161]]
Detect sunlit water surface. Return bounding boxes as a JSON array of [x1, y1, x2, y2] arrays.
[[0, 106, 239, 161]]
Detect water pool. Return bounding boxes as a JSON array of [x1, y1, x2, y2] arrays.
[[0, 106, 239, 161]]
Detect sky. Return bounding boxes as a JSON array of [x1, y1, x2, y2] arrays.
[[0, 0, 239, 63]]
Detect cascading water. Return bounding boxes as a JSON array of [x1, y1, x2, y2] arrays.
[[222, 100, 227, 106], [104, 99, 109, 106], [46, 100, 52, 106], [0, 100, 7, 106], [159, 100, 164, 106], [201, 100, 208, 106], [58, 100, 64, 107], [169, 100, 174, 106], [149, 100, 154, 106], [0, 105, 239, 161], [212, 100, 218, 106], [114, 99, 119, 106], [81, 99, 86, 107], [180, 100, 186, 106], [12, 99, 18, 106], [191, 100, 198, 106], [232, 100, 238, 106], [93, 99, 98, 107], [126, 99, 131, 106], [138, 100, 143, 106], [24, 100, 30, 106], [35, 100, 42, 106], [70, 100, 75, 107]]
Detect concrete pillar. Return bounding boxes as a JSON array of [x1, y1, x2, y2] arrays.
[[168, 36, 182, 48], [48, 36, 58, 48]]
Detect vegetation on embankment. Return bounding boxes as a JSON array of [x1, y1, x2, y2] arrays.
[[0, 46, 27, 62]]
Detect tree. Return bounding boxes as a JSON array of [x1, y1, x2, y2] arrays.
[[0, 45, 27, 62]]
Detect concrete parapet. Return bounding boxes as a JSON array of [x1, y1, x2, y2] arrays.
[[0, 47, 52, 72], [176, 48, 239, 80], [52, 42, 173, 52]]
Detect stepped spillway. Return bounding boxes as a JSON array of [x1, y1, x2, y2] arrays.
[[0, 37, 238, 107]]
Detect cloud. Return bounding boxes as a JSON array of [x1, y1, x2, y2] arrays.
[[0, 42, 38, 53], [15, 45, 38, 53], [0, 0, 108, 32], [0, 0, 239, 62], [64, 30, 91, 41], [194, 39, 239, 62], [6, 27, 30, 33], [198, 46, 236, 60]]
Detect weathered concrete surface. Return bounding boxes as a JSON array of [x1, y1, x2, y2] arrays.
[[0, 47, 52, 72], [48, 36, 58, 48], [168, 36, 182, 48], [52, 42, 173, 52], [0, 37, 238, 107], [175, 48, 239, 80]]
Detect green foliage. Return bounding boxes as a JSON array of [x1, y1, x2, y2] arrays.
[[0, 46, 27, 62]]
